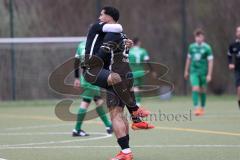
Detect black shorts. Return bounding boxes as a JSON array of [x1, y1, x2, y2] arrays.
[[106, 78, 135, 108], [235, 70, 240, 87]]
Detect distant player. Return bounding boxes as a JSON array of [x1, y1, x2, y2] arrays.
[[227, 26, 240, 110], [184, 28, 214, 116], [72, 41, 113, 136], [129, 37, 150, 106]]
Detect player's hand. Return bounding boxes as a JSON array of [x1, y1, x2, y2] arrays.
[[151, 71, 158, 78], [229, 64, 235, 70], [74, 79, 81, 88], [125, 39, 133, 48], [184, 71, 189, 80], [207, 74, 212, 83]]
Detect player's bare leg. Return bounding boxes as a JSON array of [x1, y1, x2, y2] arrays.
[[122, 112, 129, 135], [110, 107, 128, 139], [109, 107, 133, 160]]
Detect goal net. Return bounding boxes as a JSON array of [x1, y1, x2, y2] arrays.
[[0, 37, 86, 100]]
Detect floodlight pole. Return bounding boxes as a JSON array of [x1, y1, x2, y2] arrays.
[[181, 0, 188, 95], [9, 0, 16, 100]]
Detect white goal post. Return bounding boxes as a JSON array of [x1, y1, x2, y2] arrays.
[[0, 37, 87, 44]]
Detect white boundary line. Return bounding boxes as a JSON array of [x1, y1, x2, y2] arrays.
[[0, 132, 75, 136], [0, 145, 240, 150], [4, 124, 72, 131], [0, 132, 112, 149], [1, 124, 240, 151]]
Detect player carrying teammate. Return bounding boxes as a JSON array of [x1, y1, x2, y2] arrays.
[[184, 28, 214, 116], [72, 41, 113, 136], [82, 6, 153, 130], [227, 26, 240, 110]]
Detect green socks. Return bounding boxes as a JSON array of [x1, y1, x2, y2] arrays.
[[96, 106, 112, 128], [75, 108, 87, 131], [192, 91, 206, 108], [200, 92, 206, 108], [192, 91, 199, 108], [75, 106, 112, 131]]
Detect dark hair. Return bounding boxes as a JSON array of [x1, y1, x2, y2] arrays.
[[194, 28, 205, 36], [102, 6, 120, 22], [133, 37, 140, 45]]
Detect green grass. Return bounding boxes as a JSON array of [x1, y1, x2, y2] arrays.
[[0, 96, 240, 160]]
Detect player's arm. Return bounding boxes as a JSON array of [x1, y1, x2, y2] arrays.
[[98, 33, 115, 59], [184, 53, 191, 80], [207, 46, 214, 82], [207, 59, 213, 82], [90, 22, 123, 34], [74, 49, 81, 88], [228, 44, 235, 70], [102, 23, 123, 33], [84, 23, 123, 63]]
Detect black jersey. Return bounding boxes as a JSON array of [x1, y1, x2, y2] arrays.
[[97, 32, 132, 77], [228, 40, 240, 71]]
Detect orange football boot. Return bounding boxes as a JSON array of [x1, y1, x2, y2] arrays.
[[199, 108, 205, 116], [194, 107, 204, 116], [132, 121, 155, 130], [110, 151, 133, 160]]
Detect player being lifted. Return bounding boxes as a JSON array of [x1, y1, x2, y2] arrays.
[[72, 41, 113, 137], [82, 6, 153, 130], [129, 37, 151, 106], [227, 26, 240, 110], [184, 29, 214, 116]]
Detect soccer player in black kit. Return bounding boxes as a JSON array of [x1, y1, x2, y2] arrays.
[[228, 26, 240, 110], [80, 7, 154, 130]]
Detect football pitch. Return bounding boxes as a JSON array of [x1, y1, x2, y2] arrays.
[[0, 96, 239, 160]]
